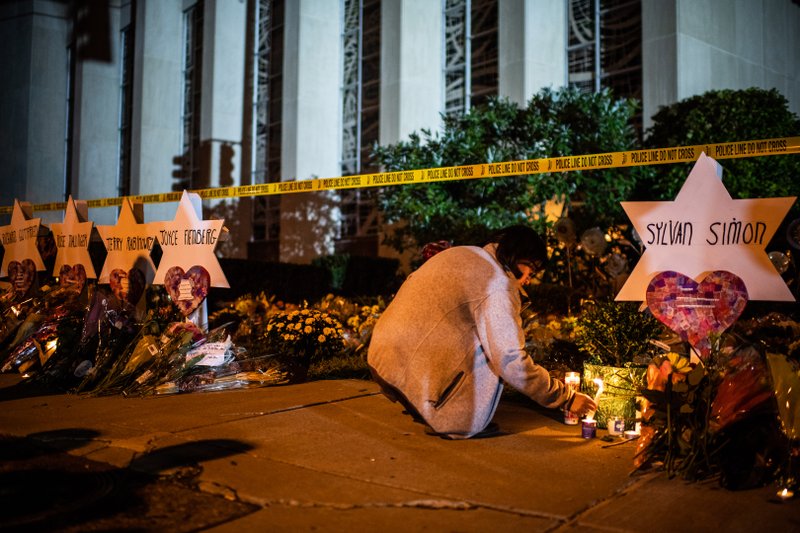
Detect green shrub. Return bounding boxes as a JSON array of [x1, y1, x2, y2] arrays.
[[373, 87, 647, 251], [573, 300, 665, 367], [637, 88, 800, 210]]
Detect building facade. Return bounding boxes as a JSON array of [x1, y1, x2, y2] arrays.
[[2, 0, 799, 264]]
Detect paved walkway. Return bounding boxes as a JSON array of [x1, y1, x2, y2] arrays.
[[1, 374, 797, 531]]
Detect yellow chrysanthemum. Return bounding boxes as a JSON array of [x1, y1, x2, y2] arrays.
[[547, 320, 561, 331], [318, 335, 326, 343], [665, 352, 692, 373], [305, 317, 314, 325], [304, 325, 312, 334]]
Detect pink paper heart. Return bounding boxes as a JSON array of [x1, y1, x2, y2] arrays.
[[110, 267, 146, 304], [8, 259, 36, 297], [59, 264, 87, 293], [164, 265, 210, 316], [646, 271, 748, 358]]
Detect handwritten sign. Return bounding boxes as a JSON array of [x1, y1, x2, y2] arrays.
[[48, 196, 97, 279], [617, 153, 796, 301], [96, 198, 156, 285], [151, 191, 228, 288], [0, 200, 46, 279]]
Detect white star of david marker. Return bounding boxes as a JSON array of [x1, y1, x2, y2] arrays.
[[96, 198, 157, 284], [49, 196, 97, 279], [616, 153, 796, 302], [151, 190, 229, 288], [0, 200, 46, 278]]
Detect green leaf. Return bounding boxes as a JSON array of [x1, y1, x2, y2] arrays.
[[672, 381, 689, 393], [688, 365, 704, 386]]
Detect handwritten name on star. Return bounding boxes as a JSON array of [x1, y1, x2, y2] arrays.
[[644, 217, 768, 247], [104, 236, 156, 252], [1, 224, 38, 245], [157, 229, 218, 247], [55, 234, 90, 248]]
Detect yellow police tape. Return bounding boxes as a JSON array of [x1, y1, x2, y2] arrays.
[[4, 136, 799, 215]]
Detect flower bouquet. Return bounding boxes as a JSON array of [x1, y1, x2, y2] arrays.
[[635, 332, 795, 491], [209, 291, 281, 359], [120, 320, 205, 396], [341, 300, 384, 355], [139, 319, 287, 395], [0, 283, 88, 377], [85, 320, 163, 395], [71, 288, 141, 392]]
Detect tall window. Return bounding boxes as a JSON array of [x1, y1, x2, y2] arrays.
[[117, 6, 135, 197], [250, 0, 284, 256], [444, 0, 468, 117], [175, 1, 204, 192], [568, 0, 598, 92], [340, 0, 361, 176], [469, 0, 498, 108], [443, 0, 498, 117], [338, 0, 381, 255], [568, 0, 642, 127]]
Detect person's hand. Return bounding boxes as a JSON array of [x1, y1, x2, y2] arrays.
[[569, 392, 597, 419]]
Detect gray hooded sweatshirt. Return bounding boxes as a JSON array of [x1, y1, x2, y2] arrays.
[[368, 244, 572, 439]]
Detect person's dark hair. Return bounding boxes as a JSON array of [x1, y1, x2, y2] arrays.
[[488, 225, 547, 278]]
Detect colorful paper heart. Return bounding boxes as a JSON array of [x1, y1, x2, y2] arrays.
[[646, 271, 748, 358], [164, 265, 210, 316], [8, 259, 36, 297], [59, 264, 87, 293], [110, 267, 146, 304]]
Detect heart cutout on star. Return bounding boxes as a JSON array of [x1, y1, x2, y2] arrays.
[[164, 265, 210, 316], [646, 271, 748, 358], [59, 264, 87, 293], [8, 259, 36, 297], [110, 267, 146, 304]]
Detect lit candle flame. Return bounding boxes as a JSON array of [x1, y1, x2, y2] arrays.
[[593, 378, 604, 401]]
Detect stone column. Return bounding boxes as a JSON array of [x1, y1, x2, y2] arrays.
[[200, 0, 248, 258], [498, 0, 567, 107], [279, 0, 342, 263], [129, 0, 184, 224], [0, 1, 70, 224], [380, 0, 443, 145], [71, 2, 123, 225], [641, 0, 676, 130]]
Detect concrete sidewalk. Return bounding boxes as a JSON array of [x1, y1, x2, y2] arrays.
[[1, 374, 797, 532]]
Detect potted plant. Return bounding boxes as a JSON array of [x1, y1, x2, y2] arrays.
[[264, 307, 347, 383], [573, 300, 666, 428]]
